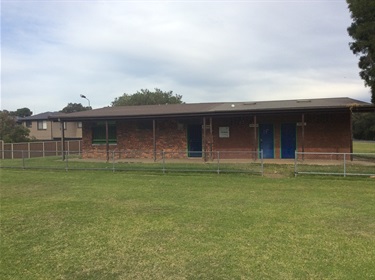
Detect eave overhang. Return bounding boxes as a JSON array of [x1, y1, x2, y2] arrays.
[[48, 98, 375, 122]]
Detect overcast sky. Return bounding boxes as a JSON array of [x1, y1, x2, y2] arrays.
[[1, 0, 371, 114]]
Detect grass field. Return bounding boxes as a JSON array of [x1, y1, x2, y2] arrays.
[[353, 140, 375, 153], [1, 169, 375, 279]]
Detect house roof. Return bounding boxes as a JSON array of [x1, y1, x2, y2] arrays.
[[18, 111, 62, 121], [49, 97, 375, 122]]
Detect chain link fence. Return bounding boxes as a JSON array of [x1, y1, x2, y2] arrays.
[[3, 148, 374, 177], [294, 152, 375, 177], [0, 149, 264, 175]]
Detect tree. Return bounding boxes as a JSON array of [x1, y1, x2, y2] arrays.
[[111, 88, 183, 106], [352, 112, 375, 140], [11, 108, 33, 118], [0, 111, 30, 143], [60, 103, 91, 113], [347, 0, 375, 104]]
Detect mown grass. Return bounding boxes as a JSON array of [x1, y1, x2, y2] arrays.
[[353, 140, 375, 153], [1, 169, 375, 279]]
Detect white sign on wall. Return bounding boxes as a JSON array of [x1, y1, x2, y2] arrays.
[[219, 127, 230, 138]]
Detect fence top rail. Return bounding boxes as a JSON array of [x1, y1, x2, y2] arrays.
[[2, 140, 81, 144], [110, 149, 262, 153], [296, 152, 375, 156], [0, 150, 81, 152], [5, 149, 256, 154]]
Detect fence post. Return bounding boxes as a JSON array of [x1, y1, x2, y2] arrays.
[[1, 140, 3, 160], [112, 150, 115, 173], [79, 140, 81, 157], [11, 143, 14, 160], [43, 142, 45, 157], [65, 151, 68, 171], [217, 151, 220, 174], [162, 150, 165, 174], [343, 153, 346, 177], [28, 142, 31, 158], [56, 141, 58, 156], [22, 150, 25, 169], [261, 150, 264, 177], [294, 151, 297, 177]]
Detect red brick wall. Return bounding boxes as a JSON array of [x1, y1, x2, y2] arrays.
[[210, 112, 351, 159], [81, 112, 352, 160], [82, 120, 187, 159], [303, 112, 351, 153], [154, 120, 186, 153], [212, 116, 255, 151]]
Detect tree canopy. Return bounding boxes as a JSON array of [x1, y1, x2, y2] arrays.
[[352, 112, 375, 140], [10, 108, 33, 118], [60, 103, 91, 113], [0, 111, 30, 143], [347, 0, 375, 104], [111, 88, 183, 106]]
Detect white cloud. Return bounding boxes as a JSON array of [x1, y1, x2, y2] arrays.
[[1, 0, 371, 114]]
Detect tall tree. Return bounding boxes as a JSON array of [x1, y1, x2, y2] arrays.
[[0, 111, 30, 143], [60, 103, 91, 113], [347, 0, 375, 104], [11, 108, 33, 118], [111, 88, 183, 106]]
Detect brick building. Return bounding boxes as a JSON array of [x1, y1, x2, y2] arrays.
[[51, 97, 375, 160]]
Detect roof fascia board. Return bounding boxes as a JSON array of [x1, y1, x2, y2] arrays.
[[49, 106, 370, 122]]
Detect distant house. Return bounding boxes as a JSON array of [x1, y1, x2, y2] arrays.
[[50, 97, 375, 159], [19, 112, 82, 140]]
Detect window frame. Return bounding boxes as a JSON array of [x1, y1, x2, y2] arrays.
[[60, 122, 67, 130], [37, 120, 47, 130], [25, 121, 32, 128], [92, 121, 117, 145]]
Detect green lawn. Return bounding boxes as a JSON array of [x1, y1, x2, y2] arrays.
[[353, 140, 375, 153], [1, 170, 375, 279]]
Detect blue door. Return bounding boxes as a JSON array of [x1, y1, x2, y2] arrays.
[[281, 123, 296, 159], [187, 125, 202, 157], [259, 124, 274, 158]]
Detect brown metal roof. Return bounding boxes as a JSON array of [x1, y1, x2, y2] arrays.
[[18, 111, 62, 121], [50, 97, 375, 121]]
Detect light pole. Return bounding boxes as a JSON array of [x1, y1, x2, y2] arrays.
[[80, 94, 91, 108]]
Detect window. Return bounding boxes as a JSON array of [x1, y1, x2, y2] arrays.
[[25, 121, 32, 128], [37, 121, 47, 130], [92, 121, 117, 144], [77, 122, 82, 128], [60, 122, 67, 130]]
